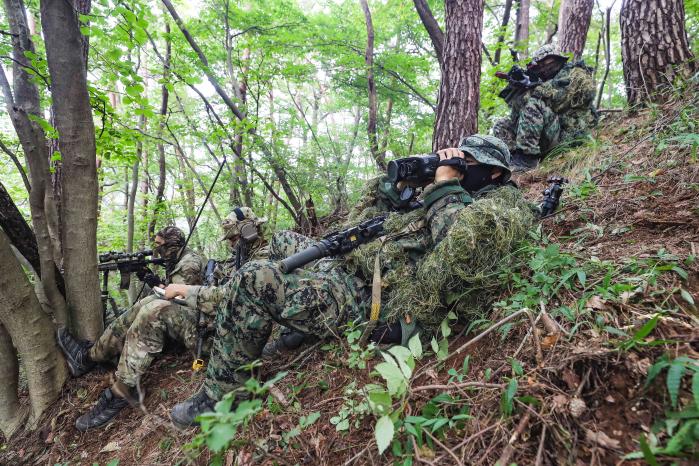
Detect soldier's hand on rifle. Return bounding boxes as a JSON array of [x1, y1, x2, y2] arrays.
[[435, 148, 466, 182], [143, 273, 163, 288], [136, 266, 151, 281], [164, 284, 191, 300]]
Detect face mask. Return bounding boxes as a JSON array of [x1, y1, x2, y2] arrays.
[[460, 165, 495, 193]]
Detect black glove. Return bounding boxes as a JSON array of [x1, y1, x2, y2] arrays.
[[141, 272, 163, 288], [136, 266, 151, 281]]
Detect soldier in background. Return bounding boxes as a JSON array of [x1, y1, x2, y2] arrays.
[[492, 44, 597, 171], [163, 135, 537, 427], [55, 225, 206, 431]]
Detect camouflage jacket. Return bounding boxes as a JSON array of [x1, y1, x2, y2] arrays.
[[184, 239, 268, 316], [165, 247, 206, 286], [341, 175, 534, 332]]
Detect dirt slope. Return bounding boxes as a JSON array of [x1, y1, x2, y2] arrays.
[[2, 89, 698, 466]]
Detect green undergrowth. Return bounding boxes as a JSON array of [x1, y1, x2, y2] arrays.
[[180, 88, 699, 464]]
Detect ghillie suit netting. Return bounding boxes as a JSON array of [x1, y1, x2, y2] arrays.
[[342, 181, 536, 331]]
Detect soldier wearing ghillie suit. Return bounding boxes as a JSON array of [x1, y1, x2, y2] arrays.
[[56, 213, 265, 431], [492, 44, 597, 171], [163, 135, 537, 426]]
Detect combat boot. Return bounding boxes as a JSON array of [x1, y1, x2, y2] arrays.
[[75, 382, 135, 432], [56, 327, 95, 377], [510, 149, 539, 172], [261, 328, 317, 360], [170, 389, 217, 428]]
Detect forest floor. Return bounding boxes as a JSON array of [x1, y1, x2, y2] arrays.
[[2, 86, 699, 466]]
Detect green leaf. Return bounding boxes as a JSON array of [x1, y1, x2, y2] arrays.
[[576, 270, 587, 287], [440, 317, 452, 338], [408, 333, 422, 360], [430, 337, 439, 354], [500, 378, 518, 416], [125, 83, 144, 97], [638, 435, 659, 466], [375, 415, 394, 454], [206, 422, 237, 452], [300, 411, 321, 429], [50, 150, 62, 162], [633, 315, 659, 340], [509, 358, 524, 376], [387, 346, 414, 379], [692, 371, 699, 410], [645, 356, 669, 387], [461, 355, 470, 375], [374, 361, 407, 396], [367, 390, 392, 415], [667, 361, 688, 408], [671, 266, 688, 280], [106, 460, 119, 466], [680, 289, 695, 306]]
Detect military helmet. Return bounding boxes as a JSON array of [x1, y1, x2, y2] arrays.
[[530, 44, 567, 64], [458, 134, 511, 176], [220, 207, 267, 241]]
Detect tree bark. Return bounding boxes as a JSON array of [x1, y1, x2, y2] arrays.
[[360, 0, 386, 171], [620, 0, 695, 106], [514, 0, 530, 59], [0, 322, 26, 438], [41, 0, 102, 339], [558, 0, 594, 60], [126, 158, 139, 253], [0, 181, 40, 274], [412, 0, 444, 64], [0, 228, 67, 429], [432, 0, 484, 151], [1, 0, 67, 323]]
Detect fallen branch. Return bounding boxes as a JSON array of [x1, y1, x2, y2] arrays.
[[424, 428, 463, 465], [535, 425, 547, 466], [494, 411, 532, 466], [412, 382, 505, 392]]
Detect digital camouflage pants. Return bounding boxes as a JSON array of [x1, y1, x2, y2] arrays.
[[204, 232, 366, 400], [492, 97, 561, 157], [89, 294, 203, 387]]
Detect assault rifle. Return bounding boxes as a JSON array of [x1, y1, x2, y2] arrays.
[[540, 176, 568, 217], [495, 65, 543, 104], [98, 249, 165, 291], [280, 214, 389, 273]]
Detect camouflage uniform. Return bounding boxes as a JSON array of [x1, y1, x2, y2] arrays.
[[197, 136, 534, 400], [88, 247, 206, 387], [493, 61, 597, 158]]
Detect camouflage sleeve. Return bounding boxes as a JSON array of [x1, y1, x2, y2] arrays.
[[170, 253, 204, 285], [515, 97, 555, 156], [184, 284, 230, 316], [422, 178, 473, 244]]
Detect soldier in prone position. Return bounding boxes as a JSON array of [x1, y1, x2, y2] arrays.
[[163, 135, 537, 426], [56, 212, 265, 431], [492, 44, 598, 172]]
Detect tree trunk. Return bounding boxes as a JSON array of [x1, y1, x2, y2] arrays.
[[558, 0, 594, 60], [514, 0, 530, 59], [41, 0, 102, 339], [0, 228, 67, 429], [413, 0, 444, 65], [620, 0, 695, 106], [360, 0, 386, 171], [1, 0, 67, 323], [126, 158, 139, 253], [0, 322, 25, 438], [148, 22, 170, 239], [494, 0, 514, 65], [0, 181, 41, 274], [432, 0, 484, 151]]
